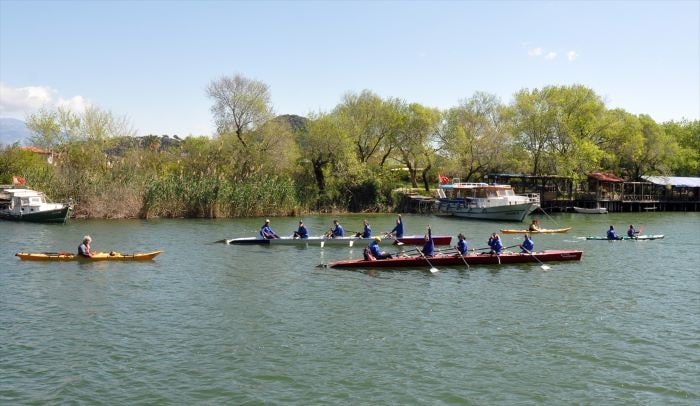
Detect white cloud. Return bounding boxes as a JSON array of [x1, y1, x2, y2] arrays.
[[57, 95, 90, 112], [0, 82, 90, 118], [528, 47, 544, 57], [545, 52, 557, 60], [567, 51, 579, 61]]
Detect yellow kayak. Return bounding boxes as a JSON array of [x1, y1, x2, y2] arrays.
[[500, 227, 572, 234], [15, 251, 162, 261]]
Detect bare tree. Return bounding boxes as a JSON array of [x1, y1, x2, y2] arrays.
[[206, 74, 274, 147]]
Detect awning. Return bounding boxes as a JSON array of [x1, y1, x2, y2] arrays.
[[641, 176, 700, 188]]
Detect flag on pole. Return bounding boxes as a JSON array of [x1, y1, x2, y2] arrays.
[[12, 176, 26, 185]]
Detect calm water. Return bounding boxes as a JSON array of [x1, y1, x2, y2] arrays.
[[1, 213, 699, 404]]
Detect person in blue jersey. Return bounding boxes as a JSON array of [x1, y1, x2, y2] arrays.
[[455, 233, 468, 256], [328, 219, 344, 238], [421, 225, 435, 257], [627, 225, 639, 238], [367, 236, 392, 259], [361, 219, 372, 238], [488, 233, 503, 255], [78, 235, 92, 257], [294, 220, 308, 239], [607, 225, 621, 240], [520, 234, 535, 253], [389, 214, 404, 238], [260, 219, 279, 239]]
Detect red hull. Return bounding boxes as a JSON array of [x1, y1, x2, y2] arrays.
[[330, 250, 582, 268], [395, 235, 452, 246]]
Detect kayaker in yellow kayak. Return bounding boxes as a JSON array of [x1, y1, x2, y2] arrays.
[[78, 235, 92, 257], [528, 219, 540, 232]]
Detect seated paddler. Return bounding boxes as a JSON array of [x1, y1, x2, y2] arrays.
[[368, 236, 392, 259]]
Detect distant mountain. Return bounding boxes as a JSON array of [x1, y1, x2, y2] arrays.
[[0, 118, 31, 146]]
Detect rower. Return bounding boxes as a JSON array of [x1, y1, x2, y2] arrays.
[[389, 214, 404, 238], [294, 220, 308, 239], [455, 233, 468, 256], [627, 225, 639, 238], [328, 219, 344, 238], [488, 233, 503, 255], [367, 237, 392, 259], [361, 219, 372, 238], [520, 234, 534, 253], [421, 225, 435, 257], [261, 219, 279, 239]]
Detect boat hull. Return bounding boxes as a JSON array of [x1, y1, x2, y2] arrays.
[[15, 251, 162, 261], [435, 200, 537, 221], [0, 205, 71, 223], [330, 249, 583, 268], [225, 235, 452, 246], [573, 207, 608, 214], [584, 235, 664, 241], [500, 227, 572, 234]]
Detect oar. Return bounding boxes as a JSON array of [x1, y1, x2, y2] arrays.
[[415, 247, 439, 274], [384, 233, 405, 246], [451, 246, 471, 269], [523, 248, 551, 270]]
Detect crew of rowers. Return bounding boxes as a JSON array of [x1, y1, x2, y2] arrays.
[[607, 225, 640, 240], [263, 215, 404, 240], [262, 216, 539, 260]]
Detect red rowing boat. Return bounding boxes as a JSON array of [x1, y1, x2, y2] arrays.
[[329, 249, 582, 268], [395, 235, 452, 245]]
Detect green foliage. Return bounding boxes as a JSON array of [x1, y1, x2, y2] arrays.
[[4, 80, 693, 219]]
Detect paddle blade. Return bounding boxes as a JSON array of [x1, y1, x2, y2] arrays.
[[430, 267, 439, 274], [349, 240, 354, 247], [320, 241, 325, 248], [541, 264, 552, 271]]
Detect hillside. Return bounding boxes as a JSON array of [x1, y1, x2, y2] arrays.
[[0, 118, 30, 146]]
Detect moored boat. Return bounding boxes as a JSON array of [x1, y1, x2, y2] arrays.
[[435, 180, 539, 221], [573, 206, 608, 214], [1, 187, 72, 223], [15, 251, 162, 261], [225, 235, 452, 246], [330, 249, 583, 269], [584, 235, 664, 241], [500, 227, 572, 234]]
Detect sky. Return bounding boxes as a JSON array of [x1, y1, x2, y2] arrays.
[[0, 0, 698, 136]]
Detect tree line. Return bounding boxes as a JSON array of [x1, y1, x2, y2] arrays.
[[1, 74, 698, 218]]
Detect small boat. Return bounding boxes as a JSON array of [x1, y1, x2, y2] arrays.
[[15, 251, 162, 261], [500, 227, 572, 234], [573, 206, 608, 214], [330, 249, 583, 269], [584, 235, 664, 241], [1, 187, 72, 223], [225, 235, 453, 246], [435, 180, 540, 221]]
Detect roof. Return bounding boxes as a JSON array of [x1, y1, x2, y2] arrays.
[[641, 176, 700, 188], [587, 172, 625, 183]]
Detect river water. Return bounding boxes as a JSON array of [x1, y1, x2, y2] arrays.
[[1, 213, 698, 404]]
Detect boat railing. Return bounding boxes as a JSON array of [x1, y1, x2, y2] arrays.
[[526, 193, 541, 204]]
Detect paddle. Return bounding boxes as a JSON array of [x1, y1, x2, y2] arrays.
[[523, 248, 551, 270], [452, 246, 470, 269], [383, 233, 404, 246], [415, 247, 439, 274]]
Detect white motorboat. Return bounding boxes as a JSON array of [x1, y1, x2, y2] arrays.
[[0, 187, 72, 223], [434, 181, 539, 221]]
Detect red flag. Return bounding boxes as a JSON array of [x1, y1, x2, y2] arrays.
[[12, 176, 26, 185], [438, 175, 449, 184]]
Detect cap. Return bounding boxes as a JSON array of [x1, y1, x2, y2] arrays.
[[265, 219, 270, 223], [374, 237, 382, 242]]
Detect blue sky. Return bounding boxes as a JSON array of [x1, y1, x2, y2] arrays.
[[1, 0, 698, 136]]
